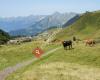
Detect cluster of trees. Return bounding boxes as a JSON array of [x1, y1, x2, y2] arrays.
[[0, 29, 10, 45]]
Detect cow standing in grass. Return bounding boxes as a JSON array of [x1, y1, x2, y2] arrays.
[[84, 39, 95, 46], [62, 40, 72, 50]]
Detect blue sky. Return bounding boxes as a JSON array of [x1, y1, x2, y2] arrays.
[[0, 0, 100, 17]]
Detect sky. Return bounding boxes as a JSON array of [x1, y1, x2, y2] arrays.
[[0, 0, 100, 17]]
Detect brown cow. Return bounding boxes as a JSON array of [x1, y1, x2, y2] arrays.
[[84, 39, 95, 46]]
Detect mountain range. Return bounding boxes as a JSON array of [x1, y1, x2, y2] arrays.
[[55, 11, 100, 40], [0, 12, 79, 36], [0, 15, 46, 32]]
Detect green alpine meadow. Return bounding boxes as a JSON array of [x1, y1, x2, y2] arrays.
[[0, 0, 100, 80]]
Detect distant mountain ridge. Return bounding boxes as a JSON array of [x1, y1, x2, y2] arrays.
[[0, 15, 46, 32], [62, 15, 80, 27], [55, 11, 100, 40], [9, 12, 79, 36]]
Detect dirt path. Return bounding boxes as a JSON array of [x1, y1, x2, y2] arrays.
[[0, 47, 62, 80]]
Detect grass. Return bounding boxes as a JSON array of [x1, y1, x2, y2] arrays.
[[13, 62, 100, 80], [55, 11, 100, 40], [2, 11, 100, 80], [6, 42, 100, 80], [0, 41, 37, 70], [0, 41, 60, 70]]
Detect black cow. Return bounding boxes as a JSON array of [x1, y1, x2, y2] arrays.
[[62, 40, 72, 50]]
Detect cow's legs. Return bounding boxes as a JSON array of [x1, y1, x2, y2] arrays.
[[69, 46, 70, 50], [70, 44, 72, 49], [64, 46, 68, 50], [64, 47, 66, 50], [64, 46, 66, 50], [66, 46, 67, 50]]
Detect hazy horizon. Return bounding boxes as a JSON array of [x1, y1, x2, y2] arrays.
[[0, 0, 100, 17]]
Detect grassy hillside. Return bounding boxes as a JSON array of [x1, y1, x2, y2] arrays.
[[0, 41, 60, 70], [56, 11, 100, 40], [0, 42, 36, 70], [6, 43, 100, 80], [4, 11, 100, 80]]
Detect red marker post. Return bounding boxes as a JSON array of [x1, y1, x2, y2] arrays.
[[32, 47, 44, 58]]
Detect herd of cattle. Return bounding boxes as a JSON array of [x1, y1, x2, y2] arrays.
[[1, 36, 99, 50], [62, 37, 99, 50]]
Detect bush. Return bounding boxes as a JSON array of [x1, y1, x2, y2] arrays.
[[0, 29, 10, 44]]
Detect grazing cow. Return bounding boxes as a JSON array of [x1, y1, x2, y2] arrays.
[[73, 36, 81, 44], [62, 40, 72, 50], [73, 36, 76, 41], [84, 39, 95, 46]]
